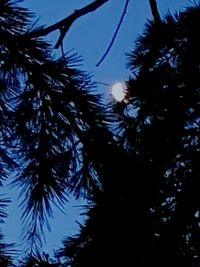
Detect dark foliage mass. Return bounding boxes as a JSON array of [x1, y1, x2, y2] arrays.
[[0, 0, 113, 264], [1, 0, 200, 266], [58, 3, 200, 267]]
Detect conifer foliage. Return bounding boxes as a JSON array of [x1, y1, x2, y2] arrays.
[[0, 0, 109, 264], [1, 0, 200, 266], [58, 3, 200, 267]]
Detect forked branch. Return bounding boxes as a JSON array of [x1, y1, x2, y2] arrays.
[[29, 0, 109, 48]]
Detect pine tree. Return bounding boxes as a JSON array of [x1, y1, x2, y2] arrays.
[[124, 2, 200, 265], [59, 3, 200, 266]]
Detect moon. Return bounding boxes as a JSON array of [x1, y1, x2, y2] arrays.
[[111, 82, 126, 102]]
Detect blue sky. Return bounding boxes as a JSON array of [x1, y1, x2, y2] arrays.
[[3, 0, 189, 258]]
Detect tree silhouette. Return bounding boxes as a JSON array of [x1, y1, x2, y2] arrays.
[[57, 2, 200, 267], [0, 0, 113, 263], [1, 0, 200, 266], [123, 2, 200, 266]]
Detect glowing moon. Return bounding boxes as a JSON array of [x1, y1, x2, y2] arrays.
[[111, 82, 126, 102]]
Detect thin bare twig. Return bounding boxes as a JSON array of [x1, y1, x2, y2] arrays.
[[96, 0, 130, 67]]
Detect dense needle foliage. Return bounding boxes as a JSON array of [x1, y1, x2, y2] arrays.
[[58, 3, 200, 267], [1, 1, 200, 266], [0, 0, 113, 264]]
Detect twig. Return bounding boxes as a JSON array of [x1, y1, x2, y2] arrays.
[[96, 0, 130, 67], [95, 81, 111, 86]]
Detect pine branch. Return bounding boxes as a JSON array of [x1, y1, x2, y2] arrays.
[[96, 0, 130, 67]]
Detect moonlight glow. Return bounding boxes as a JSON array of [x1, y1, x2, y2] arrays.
[[111, 82, 126, 102]]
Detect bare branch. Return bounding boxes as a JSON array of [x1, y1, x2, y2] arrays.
[[23, 0, 130, 64], [27, 0, 109, 48], [149, 0, 161, 24], [96, 0, 130, 67]]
